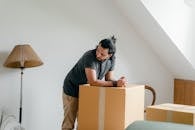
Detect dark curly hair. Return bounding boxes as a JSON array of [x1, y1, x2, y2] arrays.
[[98, 36, 116, 60]]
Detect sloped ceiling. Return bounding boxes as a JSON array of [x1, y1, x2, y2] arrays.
[[114, 0, 195, 80]]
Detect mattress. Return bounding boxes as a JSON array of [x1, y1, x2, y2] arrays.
[[0, 110, 24, 130], [126, 120, 195, 130]]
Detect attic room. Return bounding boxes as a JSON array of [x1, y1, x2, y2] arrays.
[[0, 0, 195, 130]]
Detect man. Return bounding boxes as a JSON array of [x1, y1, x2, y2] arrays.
[[62, 36, 127, 130]]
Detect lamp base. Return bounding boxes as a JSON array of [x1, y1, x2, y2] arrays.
[[14, 125, 25, 130]]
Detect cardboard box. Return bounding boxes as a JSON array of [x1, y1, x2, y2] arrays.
[[146, 103, 195, 125], [78, 84, 145, 130]]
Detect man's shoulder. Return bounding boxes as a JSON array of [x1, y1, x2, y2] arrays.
[[82, 49, 96, 58], [84, 49, 95, 55]]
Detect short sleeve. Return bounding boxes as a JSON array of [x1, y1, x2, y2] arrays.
[[83, 51, 96, 69]]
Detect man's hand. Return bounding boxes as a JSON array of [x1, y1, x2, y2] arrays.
[[117, 76, 127, 87]]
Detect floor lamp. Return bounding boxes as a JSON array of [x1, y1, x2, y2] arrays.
[[3, 44, 43, 124]]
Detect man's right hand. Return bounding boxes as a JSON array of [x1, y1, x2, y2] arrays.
[[117, 76, 127, 87]]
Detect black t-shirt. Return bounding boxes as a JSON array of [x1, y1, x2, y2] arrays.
[[63, 49, 115, 97]]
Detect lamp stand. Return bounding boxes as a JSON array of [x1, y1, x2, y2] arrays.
[[3, 44, 43, 127], [19, 67, 24, 124]]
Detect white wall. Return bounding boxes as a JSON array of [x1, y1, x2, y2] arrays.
[[0, 0, 173, 130], [141, 0, 195, 68]]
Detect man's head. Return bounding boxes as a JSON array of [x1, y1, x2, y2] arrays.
[[96, 36, 116, 61]]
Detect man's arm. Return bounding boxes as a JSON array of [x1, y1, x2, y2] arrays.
[[85, 68, 127, 87], [105, 71, 115, 81], [85, 68, 113, 86], [105, 71, 127, 87]]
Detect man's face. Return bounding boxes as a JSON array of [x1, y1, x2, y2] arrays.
[[96, 45, 112, 61]]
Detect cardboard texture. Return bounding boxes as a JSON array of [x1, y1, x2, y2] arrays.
[[78, 84, 145, 130], [146, 103, 195, 125]]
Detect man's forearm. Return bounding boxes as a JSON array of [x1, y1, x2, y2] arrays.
[[88, 79, 115, 87]]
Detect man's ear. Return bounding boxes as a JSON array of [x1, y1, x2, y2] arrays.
[[109, 54, 112, 58]]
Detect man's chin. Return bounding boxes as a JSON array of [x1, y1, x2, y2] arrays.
[[97, 58, 106, 62], [96, 57, 101, 61]]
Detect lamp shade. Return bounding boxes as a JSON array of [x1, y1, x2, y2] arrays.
[[4, 44, 43, 68]]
